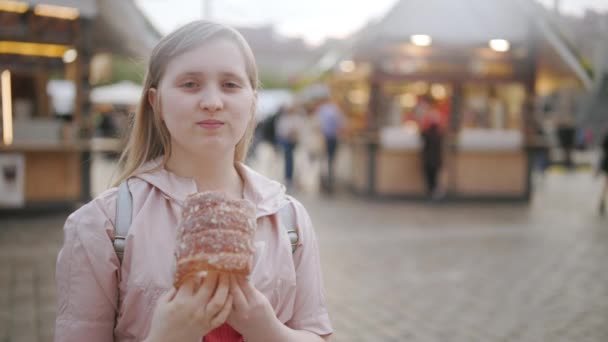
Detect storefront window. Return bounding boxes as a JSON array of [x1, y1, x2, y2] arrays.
[[329, 78, 369, 132], [380, 81, 452, 130], [461, 82, 525, 131]]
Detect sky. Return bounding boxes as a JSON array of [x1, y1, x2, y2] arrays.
[[135, 0, 608, 46], [134, 0, 396, 45]]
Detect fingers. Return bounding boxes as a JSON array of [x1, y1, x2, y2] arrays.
[[236, 275, 256, 301], [210, 294, 233, 328], [205, 273, 230, 316], [174, 277, 196, 300], [193, 271, 208, 292], [195, 271, 219, 304], [229, 274, 248, 312]]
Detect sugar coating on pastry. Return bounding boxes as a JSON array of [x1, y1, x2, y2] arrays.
[[174, 191, 256, 288]]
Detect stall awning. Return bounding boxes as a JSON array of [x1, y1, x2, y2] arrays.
[[22, 0, 97, 18], [516, 0, 593, 90], [90, 80, 142, 106]]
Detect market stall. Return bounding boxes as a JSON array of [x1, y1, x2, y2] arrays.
[[0, 0, 159, 210], [324, 0, 592, 200]]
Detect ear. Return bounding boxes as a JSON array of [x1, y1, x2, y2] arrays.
[[148, 88, 160, 118]]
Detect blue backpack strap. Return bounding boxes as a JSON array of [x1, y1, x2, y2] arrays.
[[278, 199, 299, 253], [114, 180, 132, 263]]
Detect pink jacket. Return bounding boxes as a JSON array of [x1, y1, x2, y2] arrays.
[[55, 159, 333, 341]]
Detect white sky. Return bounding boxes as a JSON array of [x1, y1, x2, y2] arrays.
[[135, 0, 608, 46], [134, 0, 395, 45]]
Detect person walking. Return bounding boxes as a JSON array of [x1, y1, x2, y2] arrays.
[[276, 105, 304, 190], [315, 95, 345, 194], [598, 129, 608, 216]]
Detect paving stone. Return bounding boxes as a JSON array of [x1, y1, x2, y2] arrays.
[[2, 171, 608, 341]]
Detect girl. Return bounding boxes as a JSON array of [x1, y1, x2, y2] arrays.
[[55, 21, 332, 341], [599, 129, 608, 216]]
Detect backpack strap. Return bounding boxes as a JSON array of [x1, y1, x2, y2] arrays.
[[113, 180, 299, 261], [114, 180, 132, 264], [278, 199, 299, 253]]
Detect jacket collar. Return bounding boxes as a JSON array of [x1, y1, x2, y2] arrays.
[[133, 158, 288, 217]]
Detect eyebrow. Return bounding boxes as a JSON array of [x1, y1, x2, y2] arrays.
[[177, 71, 247, 82]]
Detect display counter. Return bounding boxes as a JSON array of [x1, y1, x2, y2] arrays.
[[0, 141, 91, 209], [349, 128, 531, 201], [350, 136, 426, 198], [450, 149, 528, 197], [449, 129, 529, 198]]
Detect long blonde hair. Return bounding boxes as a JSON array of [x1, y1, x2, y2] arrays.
[[113, 21, 259, 186]]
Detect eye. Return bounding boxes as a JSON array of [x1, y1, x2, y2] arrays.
[[181, 81, 199, 89], [223, 81, 241, 89]]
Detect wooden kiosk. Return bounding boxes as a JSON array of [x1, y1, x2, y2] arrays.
[[326, 0, 592, 201], [0, 0, 159, 210]]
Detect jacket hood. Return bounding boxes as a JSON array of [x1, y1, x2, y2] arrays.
[[132, 158, 289, 218]]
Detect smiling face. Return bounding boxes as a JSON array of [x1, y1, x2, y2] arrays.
[[149, 38, 256, 160]]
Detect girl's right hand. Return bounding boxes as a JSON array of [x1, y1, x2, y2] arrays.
[[144, 272, 233, 342]]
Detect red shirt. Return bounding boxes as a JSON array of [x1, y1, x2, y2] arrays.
[[204, 323, 243, 342]]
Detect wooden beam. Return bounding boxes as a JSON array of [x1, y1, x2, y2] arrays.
[[34, 67, 50, 117]]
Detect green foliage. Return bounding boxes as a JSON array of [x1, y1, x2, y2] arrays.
[[108, 55, 146, 85], [259, 73, 290, 90]]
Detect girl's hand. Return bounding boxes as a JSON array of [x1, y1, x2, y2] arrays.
[[145, 272, 233, 342], [226, 274, 281, 340]]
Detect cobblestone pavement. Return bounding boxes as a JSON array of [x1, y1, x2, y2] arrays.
[[1, 171, 607, 341]]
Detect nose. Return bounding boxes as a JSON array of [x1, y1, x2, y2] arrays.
[[199, 86, 223, 112]]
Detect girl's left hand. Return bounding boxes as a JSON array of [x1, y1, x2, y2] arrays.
[[226, 274, 280, 339]]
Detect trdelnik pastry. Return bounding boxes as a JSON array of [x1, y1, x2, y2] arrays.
[[173, 191, 257, 288]]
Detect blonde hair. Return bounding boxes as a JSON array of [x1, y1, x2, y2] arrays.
[[113, 20, 259, 186]]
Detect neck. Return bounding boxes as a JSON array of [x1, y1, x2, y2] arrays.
[[165, 146, 243, 199]]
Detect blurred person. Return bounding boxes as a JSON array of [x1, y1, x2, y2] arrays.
[[526, 99, 550, 178], [315, 95, 345, 194], [95, 111, 119, 138], [248, 106, 285, 178], [54, 20, 332, 342], [296, 104, 325, 194], [556, 115, 576, 170], [419, 97, 444, 199], [576, 127, 594, 151], [249, 105, 283, 161], [301, 104, 325, 163], [276, 105, 304, 189], [598, 129, 608, 216], [488, 87, 506, 129], [256, 105, 284, 149]]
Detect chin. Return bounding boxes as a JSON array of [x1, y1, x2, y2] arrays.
[[191, 140, 233, 155]]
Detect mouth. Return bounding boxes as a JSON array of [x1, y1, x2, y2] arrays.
[[196, 119, 225, 129]]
